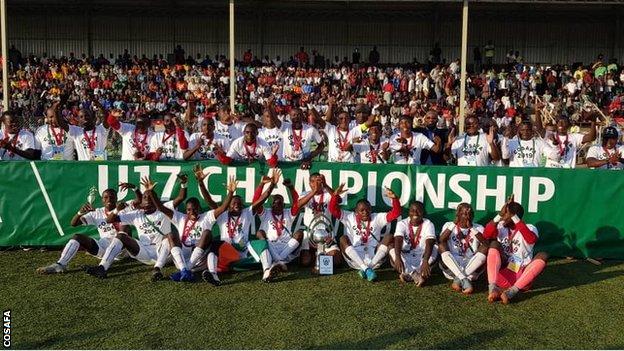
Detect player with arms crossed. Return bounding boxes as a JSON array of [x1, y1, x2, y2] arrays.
[[329, 183, 401, 281], [389, 201, 438, 286], [483, 195, 549, 304], [438, 203, 488, 294], [36, 184, 140, 274]]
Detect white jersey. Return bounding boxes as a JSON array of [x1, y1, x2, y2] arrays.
[[545, 133, 584, 168], [69, 124, 109, 161], [337, 210, 390, 248], [440, 221, 484, 259], [281, 124, 323, 161], [492, 222, 539, 268], [149, 130, 189, 160], [259, 122, 290, 151], [34, 124, 75, 160], [451, 133, 493, 166], [353, 138, 389, 164], [206, 207, 254, 248], [258, 208, 297, 242], [166, 202, 214, 248], [214, 120, 243, 142], [586, 145, 624, 170], [188, 133, 230, 160], [301, 190, 332, 230], [389, 131, 434, 165], [0, 129, 36, 160], [394, 218, 436, 252], [118, 209, 172, 246], [81, 205, 134, 240], [502, 137, 559, 167], [324, 124, 361, 163], [227, 136, 273, 162], [115, 122, 153, 160]]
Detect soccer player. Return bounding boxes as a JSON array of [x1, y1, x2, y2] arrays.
[[329, 183, 401, 281], [389, 201, 437, 287], [215, 123, 278, 167], [352, 123, 391, 164], [202, 171, 280, 283], [483, 195, 548, 304], [0, 111, 39, 160], [280, 108, 325, 169], [107, 109, 154, 160], [258, 103, 288, 151], [501, 120, 559, 167], [86, 176, 191, 281], [148, 175, 237, 285], [255, 177, 303, 276], [438, 203, 488, 294], [69, 108, 111, 161], [390, 116, 441, 164], [323, 111, 360, 163], [184, 116, 230, 160], [214, 104, 243, 142], [147, 113, 189, 161], [445, 115, 501, 166], [298, 173, 342, 271], [36, 184, 139, 274], [34, 102, 75, 160], [585, 126, 624, 169]]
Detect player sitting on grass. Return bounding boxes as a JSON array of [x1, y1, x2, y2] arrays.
[[36, 184, 139, 274], [438, 203, 487, 294], [146, 175, 237, 284], [201, 170, 280, 283], [255, 175, 303, 279], [329, 183, 400, 282], [389, 201, 437, 287], [484, 195, 549, 304], [85, 175, 191, 281]]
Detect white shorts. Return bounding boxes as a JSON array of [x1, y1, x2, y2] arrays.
[[343, 244, 383, 270], [439, 252, 485, 281], [181, 245, 208, 272], [267, 238, 301, 263], [131, 239, 170, 266], [87, 237, 129, 260], [400, 249, 439, 275]]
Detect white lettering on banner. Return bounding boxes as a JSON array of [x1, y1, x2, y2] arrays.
[[416, 173, 446, 209], [267, 168, 290, 204], [133, 166, 150, 193], [294, 169, 311, 195], [155, 166, 181, 201], [367, 172, 377, 206], [513, 176, 524, 206], [227, 167, 256, 202], [528, 177, 555, 212], [476, 175, 506, 211], [199, 166, 223, 202], [448, 173, 471, 208], [98, 165, 129, 200], [381, 171, 411, 206], [339, 170, 364, 204], [319, 170, 333, 188]]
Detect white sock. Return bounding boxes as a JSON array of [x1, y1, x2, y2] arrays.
[[189, 247, 205, 269], [154, 241, 171, 269], [345, 246, 367, 270], [441, 251, 466, 280], [58, 239, 80, 267], [207, 252, 218, 274], [278, 238, 300, 261], [100, 238, 123, 270], [171, 246, 188, 270], [465, 252, 487, 277], [388, 248, 397, 263], [370, 244, 388, 268], [259, 249, 272, 271]]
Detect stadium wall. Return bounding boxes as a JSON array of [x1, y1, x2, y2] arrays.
[[6, 2, 623, 66]]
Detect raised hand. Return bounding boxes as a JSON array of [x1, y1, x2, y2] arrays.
[[111, 108, 124, 118], [177, 172, 188, 184], [271, 169, 282, 185], [384, 187, 398, 199], [271, 143, 280, 156], [193, 164, 206, 181], [227, 176, 238, 193], [333, 183, 347, 197], [260, 175, 272, 185], [446, 127, 457, 147], [487, 125, 496, 144], [118, 182, 136, 192], [80, 203, 95, 213], [140, 176, 157, 192]]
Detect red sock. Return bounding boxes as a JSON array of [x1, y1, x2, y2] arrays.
[[514, 258, 546, 290], [487, 248, 501, 286]]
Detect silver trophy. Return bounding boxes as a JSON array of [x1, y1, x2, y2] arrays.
[[87, 186, 98, 205], [308, 213, 334, 274]]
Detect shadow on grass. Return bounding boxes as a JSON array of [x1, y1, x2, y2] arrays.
[[18, 328, 110, 349], [430, 329, 507, 349]]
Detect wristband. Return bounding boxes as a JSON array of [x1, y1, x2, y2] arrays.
[[493, 215, 501, 223], [180, 183, 188, 189], [77, 211, 85, 216], [469, 227, 480, 236], [511, 215, 521, 224]]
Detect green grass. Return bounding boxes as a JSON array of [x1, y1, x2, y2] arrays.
[[3, 250, 624, 349]]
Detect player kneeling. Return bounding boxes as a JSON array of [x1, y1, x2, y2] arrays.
[[484, 195, 548, 304], [330, 183, 400, 282], [389, 201, 438, 286], [438, 203, 488, 294], [36, 186, 137, 274]]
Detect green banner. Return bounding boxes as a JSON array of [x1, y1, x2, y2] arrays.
[[0, 160, 622, 259]]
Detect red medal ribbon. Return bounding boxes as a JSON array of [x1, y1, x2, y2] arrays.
[[272, 212, 284, 237], [243, 141, 258, 160], [292, 127, 303, 151], [161, 131, 175, 144], [83, 128, 97, 151], [356, 215, 371, 244], [455, 224, 471, 254], [50, 126, 66, 146], [337, 129, 350, 151], [311, 192, 325, 214], [227, 215, 241, 239], [182, 216, 198, 244], [408, 221, 423, 249], [369, 143, 380, 164], [556, 133, 569, 157], [133, 130, 148, 153]]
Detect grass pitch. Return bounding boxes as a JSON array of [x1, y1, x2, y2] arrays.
[[3, 250, 624, 349]]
